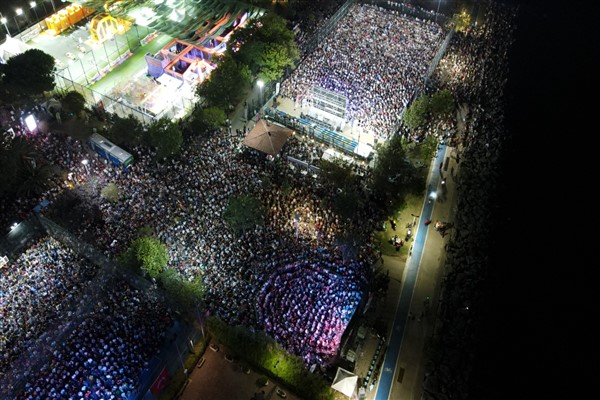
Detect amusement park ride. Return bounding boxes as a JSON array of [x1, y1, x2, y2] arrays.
[[44, 2, 130, 43]]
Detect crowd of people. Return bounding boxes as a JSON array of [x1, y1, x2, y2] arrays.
[[420, 3, 518, 398], [0, 237, 98, 376], [16, 278, 172, 400], [0, 1, 464, 395], [280, 3, 443, 141], [257, 255, 364, 365]]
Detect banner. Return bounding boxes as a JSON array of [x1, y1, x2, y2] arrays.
[[150, 367, 170, 396]]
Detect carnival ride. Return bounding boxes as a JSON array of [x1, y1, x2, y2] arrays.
[[45, 3, 94, 36], [89, 13, 132, 43]]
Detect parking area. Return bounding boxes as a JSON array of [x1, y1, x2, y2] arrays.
[[181, 341, 300, 400]]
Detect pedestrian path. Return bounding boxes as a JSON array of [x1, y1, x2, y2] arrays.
[[374, 144, 447, 400]]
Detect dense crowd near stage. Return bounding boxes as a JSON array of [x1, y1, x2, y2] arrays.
[[0, 1, 516, 398], [281, 3, 444, 141]]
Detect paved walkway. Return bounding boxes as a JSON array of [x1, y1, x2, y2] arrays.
[[373, 143, 459, 400]]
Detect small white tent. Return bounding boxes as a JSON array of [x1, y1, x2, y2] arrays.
[[331, 367, 358, 398]]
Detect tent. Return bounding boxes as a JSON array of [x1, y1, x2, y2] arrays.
[[331, 367, 358, 398], [243, 119, 293, 156]]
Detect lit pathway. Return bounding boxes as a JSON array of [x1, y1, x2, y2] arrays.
[[374, 143, 448, 400]]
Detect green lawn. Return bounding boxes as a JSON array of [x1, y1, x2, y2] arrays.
[[374, 193, 424, 257]]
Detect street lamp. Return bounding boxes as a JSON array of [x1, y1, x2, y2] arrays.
[[435, 0, 443, 23], [81, 159, 90, 174], [0, 15, 10, 37], [14, 8, 23, 32], [257, 79, 264, 107], [30, 2, 43, 30]]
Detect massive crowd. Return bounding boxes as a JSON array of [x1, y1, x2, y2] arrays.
[[1, 118, 378, 384], [16, 278, 172, 400], [0, 1, 488, 395], [420, 3, 517, 398], [0, 237, 98, 376], [281, 3, 443, 141]]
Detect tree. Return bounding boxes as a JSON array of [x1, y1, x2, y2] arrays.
[[106, 114, 144, 149], [159, 269, 204, 314], [0, 136, 37, 195], [197, 54, 252, 109], [0, 49, 55, 100], [60, 91, 86, 116], [455, 9, 472, 32], [319, 158, 357, 190], [121, 236, 169, 279], [370, 134, 423, 213], [429, 90, 455, 118], [223, 195, 265, 235], [257, 42, 299, 83], [403, 95, 430, 131], [17, 163, 54, 197], [228, 13, 299, 81], [100, 182, 120, 203], [147, 117, 183, 159], [333, 189, 363, 221], [199, 106, 227, 130]]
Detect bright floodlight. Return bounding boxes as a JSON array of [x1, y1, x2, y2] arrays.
[[257, 79, 264, 88], [16, 8, 23, 15], [1, 17, 7, 24], [24, 115, 37, 132], [10, 222, 18, 231], [30, 1, 37, 8], [81, 159, 89, 165], [429, 191, 437, 200]]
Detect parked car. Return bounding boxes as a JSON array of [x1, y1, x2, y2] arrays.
[[276, 388, 287, 398], [209, 343, 219, 352]]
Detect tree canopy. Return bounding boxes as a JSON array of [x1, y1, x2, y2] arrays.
[[106, 114, 144, 149], [0, 49, 56, 101], [147, 117, 183, 159], [121, 236, 169, 279], [60, 91, 86, 116], [402, 94, 430, 131], [0, 136, 53, 196], [403, 90, 455, 131], [370, 134, 423, 213], [197, 54, 252, 109], [199, 106, 227, 130], [429, 89, 455, 117], [158, 269, 204, 314], [223, 195, 265, 235], [228, 13, 298, 83]]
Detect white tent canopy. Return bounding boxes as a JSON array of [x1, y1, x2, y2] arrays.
[[331, 367, 358, 398]]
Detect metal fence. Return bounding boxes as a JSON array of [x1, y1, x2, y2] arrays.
[[300, 0, 355, 56], [362, 0, 451, 25]]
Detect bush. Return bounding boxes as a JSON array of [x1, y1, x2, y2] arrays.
[[100, 182, 119, 203]]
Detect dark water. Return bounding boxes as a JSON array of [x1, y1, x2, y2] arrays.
[[474, 1, 589, 397]]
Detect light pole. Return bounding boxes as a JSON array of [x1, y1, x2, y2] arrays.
[[30, 2, 43, 30], [257, 79, 264, 109], [14, 8, 24, 33], [81, 159, 90, 175], [0, 15, 11, 37]]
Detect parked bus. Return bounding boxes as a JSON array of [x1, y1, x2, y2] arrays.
[[87, 133, 133, 171]]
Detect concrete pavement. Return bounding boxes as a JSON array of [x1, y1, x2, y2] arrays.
[[372, 144, 460, 400]]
